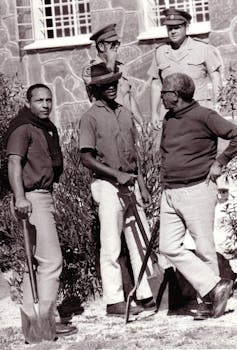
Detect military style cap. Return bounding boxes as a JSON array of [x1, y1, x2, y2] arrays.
[[90, 23, 119, 43], [162, 8, 192, 25], [87, 63, 122, 85]]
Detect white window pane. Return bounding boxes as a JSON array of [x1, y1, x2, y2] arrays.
[[141, 0, 210, 39], [33, 0, 91, 40]]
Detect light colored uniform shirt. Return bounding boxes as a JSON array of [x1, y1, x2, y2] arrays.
[[148, 36, 221, 106]]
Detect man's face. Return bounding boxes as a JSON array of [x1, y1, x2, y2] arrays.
[[100, 40, 121, 71], [166, 23, 187, 45], [26, 87, 52, 119], [97, 80, 118, 101], [161, 83, 178, 110]]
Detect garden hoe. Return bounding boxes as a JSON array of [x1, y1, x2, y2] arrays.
[[17, 212, 56, 343]]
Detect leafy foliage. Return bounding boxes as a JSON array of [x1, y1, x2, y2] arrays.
[[218, 67, 237, 118], [54, 126, 102, 301], [136, 123, 162, 228]]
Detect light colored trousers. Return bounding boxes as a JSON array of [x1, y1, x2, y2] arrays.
[[22, 190, 62, 309], [91, 179, 153, 304], [159, 181, 220, 298]]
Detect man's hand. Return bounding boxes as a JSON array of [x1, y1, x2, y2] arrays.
[[140, 186, 152, 205], [15, 197, 32, 215], [116, 172, 137, 186], [206, 160, 222, 184]]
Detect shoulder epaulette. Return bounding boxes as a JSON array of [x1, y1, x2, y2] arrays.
[[155, 40, 169, 51], [192, 37, 209, 44]]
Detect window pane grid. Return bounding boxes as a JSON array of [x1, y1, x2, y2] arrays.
[[146, 0, 209, 28], [34, 0, 91, 40]]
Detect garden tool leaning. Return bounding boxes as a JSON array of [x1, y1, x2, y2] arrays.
[[117, 185, 164, 323], [16, 211, 56, 343]]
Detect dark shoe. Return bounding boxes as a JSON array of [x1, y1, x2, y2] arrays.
[[55, 323, 78, 337], [106, 301, 142, 316], [137, 297, 157, 312], [193, 302, 213, 320], [57, 297, 84, 323], [208, 278, 233, 318]]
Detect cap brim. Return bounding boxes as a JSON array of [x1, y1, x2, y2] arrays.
[[103, 34, 120, 42], [89, 72, 122, 85], [164, 19, 187, 25]]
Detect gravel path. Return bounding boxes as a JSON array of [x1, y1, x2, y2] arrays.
[[1, 283, 237, 350]]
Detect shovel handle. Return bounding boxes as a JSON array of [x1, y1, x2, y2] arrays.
[[22, 218, 38, 304]]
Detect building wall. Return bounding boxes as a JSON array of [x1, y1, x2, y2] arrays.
[[0, 0, 237, 128]]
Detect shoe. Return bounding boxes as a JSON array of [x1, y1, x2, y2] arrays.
[[55, 323, 78, 337], [193, 302, 213, 320], [137, 297, 157, 312], [208, 278, 233, 318], [106, 301, 142, 316]]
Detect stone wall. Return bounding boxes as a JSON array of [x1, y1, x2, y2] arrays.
[[1, 0, 237, 127]]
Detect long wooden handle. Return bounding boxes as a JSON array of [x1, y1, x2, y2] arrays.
[[22, 219, 38, 303]]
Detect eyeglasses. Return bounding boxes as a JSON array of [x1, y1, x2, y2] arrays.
[[160, 90, 178, 97], [103, 40, 121, 50], [167, 24, 186, 31]]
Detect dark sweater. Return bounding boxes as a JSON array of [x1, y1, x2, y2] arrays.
[[160, 101, 237, 188]]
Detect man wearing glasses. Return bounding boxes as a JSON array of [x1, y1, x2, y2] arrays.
[[159, 72, 237, 320], [82, 23, 143, 125], [148, 8, 222, 127]]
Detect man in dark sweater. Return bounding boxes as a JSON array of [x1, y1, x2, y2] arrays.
[[159, 72, 237, 320], [6, 83, 77, 341]]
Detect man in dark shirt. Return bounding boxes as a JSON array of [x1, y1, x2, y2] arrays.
[[80, 63, 155, 316], [159, 72, 237, 320], [6, 83, 77, 340]]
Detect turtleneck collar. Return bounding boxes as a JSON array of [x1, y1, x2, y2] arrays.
[[167, 100, 199, 119]]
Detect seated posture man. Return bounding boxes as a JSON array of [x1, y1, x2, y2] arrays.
[[79, 63, 155, 316], [148, 8, 222, 127], [159, 73, 237, 320], [5, 83, 77, 341]]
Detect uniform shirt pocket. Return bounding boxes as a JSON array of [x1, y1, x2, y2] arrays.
[[187, 57, 206, 79]]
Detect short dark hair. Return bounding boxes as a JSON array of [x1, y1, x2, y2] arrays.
[[163, 73, 195, 102], [26, 83, 51, 101]]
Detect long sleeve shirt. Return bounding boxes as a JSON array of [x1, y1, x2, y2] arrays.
[[160, 101, 237, 188]]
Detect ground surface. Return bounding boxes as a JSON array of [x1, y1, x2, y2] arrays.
[[1, 273, 237, 350]]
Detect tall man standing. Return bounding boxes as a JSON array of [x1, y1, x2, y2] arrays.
[[5, 83, 77, 340], [80, 63, 155, 316], [148, 8, 222, 127], [159, 72, 237, 320], [83, 23, 143, 125]]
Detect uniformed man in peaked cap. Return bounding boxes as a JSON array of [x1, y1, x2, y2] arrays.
[[82, 23, 143, 125], [148, 8, 222, 127]]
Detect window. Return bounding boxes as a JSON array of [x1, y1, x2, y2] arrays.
[[138, 0, 210, 40], [17, 0, 92, 50]]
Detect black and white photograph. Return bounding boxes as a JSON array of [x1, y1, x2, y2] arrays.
[[1, 0, 237, 349]]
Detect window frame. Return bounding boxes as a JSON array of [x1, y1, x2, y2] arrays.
[[137, 0, 210, 40], [23, 0, 92, 51]]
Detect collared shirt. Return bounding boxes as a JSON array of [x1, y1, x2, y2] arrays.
[[160, 101, 237, 188], [148, 37, 221, 101], [82, 56, 131, 107], [79, 100, 137, 174], [6, 124, 54, 191]]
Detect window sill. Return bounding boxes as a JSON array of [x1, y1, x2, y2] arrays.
[[137, 22, 211, 41], [23, 35, 92, 51]]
